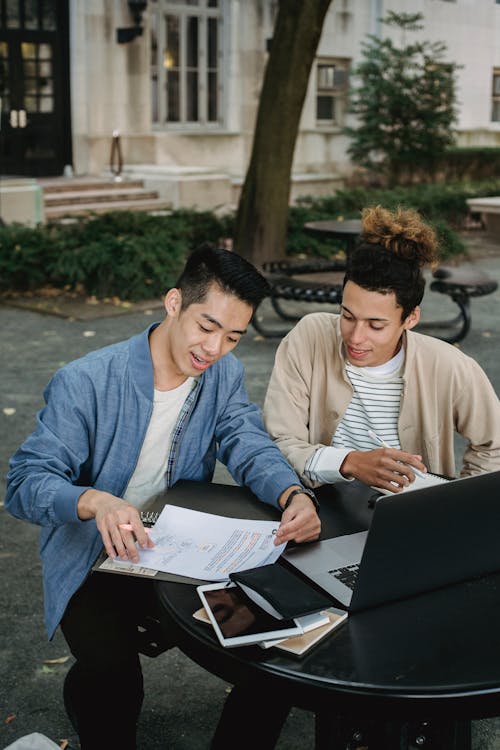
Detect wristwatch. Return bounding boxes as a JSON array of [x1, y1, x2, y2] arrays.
[[283, 487, 320, 514]]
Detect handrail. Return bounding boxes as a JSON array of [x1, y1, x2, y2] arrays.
[[110, 129, 124, 179]]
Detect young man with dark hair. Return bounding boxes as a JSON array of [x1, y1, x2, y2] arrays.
[[263, 206, 500, 491], [5, 245, 320, 750]]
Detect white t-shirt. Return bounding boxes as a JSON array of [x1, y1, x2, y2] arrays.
[[123, 377, 194, 509]]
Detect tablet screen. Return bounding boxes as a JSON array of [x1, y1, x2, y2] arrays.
[[198, 582, 303, 646], [203, 585, 297, 637]]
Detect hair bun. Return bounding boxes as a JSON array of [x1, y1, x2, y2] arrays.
[[360, 205, 438, 266]]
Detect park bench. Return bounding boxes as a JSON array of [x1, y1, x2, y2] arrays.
[[252, 258, 497, 344]]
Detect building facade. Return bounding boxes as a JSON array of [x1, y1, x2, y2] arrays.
[[1, 0, 500, 209]]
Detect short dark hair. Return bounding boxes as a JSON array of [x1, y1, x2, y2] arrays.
[[175, 244, 271, 312], [344, 206, 439, 320]]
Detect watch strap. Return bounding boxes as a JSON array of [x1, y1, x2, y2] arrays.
[[283, 487, 320, 514]]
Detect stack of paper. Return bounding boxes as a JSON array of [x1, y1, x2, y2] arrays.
[[193, 606, 347, 656], [263, 610, 347, 655], [102, 505, 286, 580]]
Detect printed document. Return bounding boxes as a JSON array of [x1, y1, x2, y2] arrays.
[[111, 505, 286, 581]]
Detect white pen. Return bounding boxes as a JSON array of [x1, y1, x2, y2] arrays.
[[367, 429, 427, 479]]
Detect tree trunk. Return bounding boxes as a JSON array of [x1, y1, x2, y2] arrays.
[[233, 0, 332, 269]]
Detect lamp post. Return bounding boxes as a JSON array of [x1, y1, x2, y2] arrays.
[[117, 0, 148, 44]]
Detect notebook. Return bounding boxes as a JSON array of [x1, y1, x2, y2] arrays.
[[282, 470, 500, 613], [375, 470, 448, 496]]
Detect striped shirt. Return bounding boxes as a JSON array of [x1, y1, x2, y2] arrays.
[[305, 347, 404, 483]]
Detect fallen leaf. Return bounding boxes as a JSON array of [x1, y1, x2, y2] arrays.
[[59, 740, 69, 749], [83, 330, 96, 337], [4, 714, 16, 725], [253, 335, 265, 342], [41, 664, 55, 674], [43, 655, 70, 665], [3, 408, 16, 416], [482, 331, 492, 338]]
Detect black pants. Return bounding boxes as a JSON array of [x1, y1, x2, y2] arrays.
[[212, 684, 292, 750], [60, 572, 164, 750]]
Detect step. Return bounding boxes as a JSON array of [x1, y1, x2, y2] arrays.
[[39, 178, 145, 194], [45, 198, 173, 220], [44, 188, 159, 207]]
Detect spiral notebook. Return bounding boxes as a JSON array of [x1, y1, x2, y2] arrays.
[[375, 470, 448, 496]]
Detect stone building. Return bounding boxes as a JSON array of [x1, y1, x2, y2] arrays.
[[1, 0, 500, 216]]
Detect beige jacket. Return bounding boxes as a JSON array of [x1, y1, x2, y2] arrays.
[[263, 312, 500, 487]]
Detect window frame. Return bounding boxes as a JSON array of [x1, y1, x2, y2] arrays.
[[315, 57, 350, 129], [150, 0, 224, 130], [491, 68, 500, 123]]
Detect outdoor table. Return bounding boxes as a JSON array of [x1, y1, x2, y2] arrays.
[[304, 219, 362, 257], [155, 480, 500, 750]]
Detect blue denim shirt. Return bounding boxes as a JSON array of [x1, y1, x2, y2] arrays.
[[5, 325, 301, 638]]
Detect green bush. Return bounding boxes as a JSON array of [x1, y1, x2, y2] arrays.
[[0, 224, 59, 292], [289, 180, 500, 260], [50, 231, 186, 301], [438, 147, 500, 182], [0, 209, 232, 300], [0, 182, 496, 298]]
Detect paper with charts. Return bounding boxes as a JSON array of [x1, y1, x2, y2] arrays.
[[116, 504, 286, 581]]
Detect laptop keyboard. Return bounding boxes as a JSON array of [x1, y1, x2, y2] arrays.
[[329, 564, 359, 590]]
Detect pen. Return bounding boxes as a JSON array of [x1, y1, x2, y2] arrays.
[[367, 429, 427, 479], [119, 523, 151, 534]]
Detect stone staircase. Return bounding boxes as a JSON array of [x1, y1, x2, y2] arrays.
[[38, 176, 172, 220]]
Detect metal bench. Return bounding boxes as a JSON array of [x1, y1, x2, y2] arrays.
[[252, 258, 497, 344], [427, 265, 498, 343]]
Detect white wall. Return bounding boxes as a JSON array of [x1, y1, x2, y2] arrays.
[[69, 0, 500, 187]]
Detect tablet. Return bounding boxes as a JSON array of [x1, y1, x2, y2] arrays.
[[197, 581, 304, 648]]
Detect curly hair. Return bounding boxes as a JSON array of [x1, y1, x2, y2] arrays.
[[344, 206, 439, 319]]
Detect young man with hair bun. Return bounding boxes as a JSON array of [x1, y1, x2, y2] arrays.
[[264, 205, 500, 492]]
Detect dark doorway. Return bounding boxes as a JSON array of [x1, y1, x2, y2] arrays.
[[0, 0, 71, 176]]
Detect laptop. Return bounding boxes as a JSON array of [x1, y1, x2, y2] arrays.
[[282, 470, 500, 613]]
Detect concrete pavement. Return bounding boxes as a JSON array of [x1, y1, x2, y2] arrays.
[[1, 235, 499, 750]]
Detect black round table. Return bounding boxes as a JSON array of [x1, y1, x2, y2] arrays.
[[304, 219, 362, 257], [155, 481, 500, 750]]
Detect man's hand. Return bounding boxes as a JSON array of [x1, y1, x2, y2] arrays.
[[77, 489, 154, 562], [340, 448, 427, 493], [274, 489, 321, 545]]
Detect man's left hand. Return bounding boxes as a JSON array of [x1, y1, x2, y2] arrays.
[[274, 492, 321, 545]]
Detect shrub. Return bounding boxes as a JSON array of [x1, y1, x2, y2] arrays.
[[55, 231, 187, 301], [0, 184, 496, 299], [0, 225, 58, 292], [0, 210, 231, 300], [288, 180, 500, 260]]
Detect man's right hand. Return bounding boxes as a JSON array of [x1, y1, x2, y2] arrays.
[[340, 448, 427, 493], [77, 489, 154, 562]]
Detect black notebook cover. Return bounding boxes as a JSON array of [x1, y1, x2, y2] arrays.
[[230, 563, 332, 620]]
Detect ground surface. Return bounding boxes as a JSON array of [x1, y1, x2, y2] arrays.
[[1, 230, 499, 750]]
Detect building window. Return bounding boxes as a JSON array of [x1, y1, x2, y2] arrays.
[[150, 0, 223, 127], [0, 0, 57, 30], [492, 69, 500, 122], [316, 58, 349, 126]]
